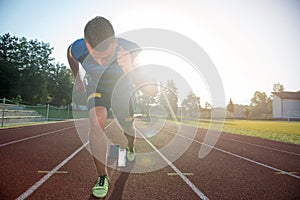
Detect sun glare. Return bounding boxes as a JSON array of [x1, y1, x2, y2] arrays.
[[138, 49, 211, 105]]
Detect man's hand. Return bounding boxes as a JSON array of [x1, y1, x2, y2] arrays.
[[117, 46, 133, 72]]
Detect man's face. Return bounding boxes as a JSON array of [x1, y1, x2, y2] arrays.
[[85, 40, 116, 66]]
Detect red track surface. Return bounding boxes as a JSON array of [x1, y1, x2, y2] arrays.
[[0, 120, 299, 200]]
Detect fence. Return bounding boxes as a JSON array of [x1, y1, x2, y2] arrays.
[[1, 98, 88, 127]]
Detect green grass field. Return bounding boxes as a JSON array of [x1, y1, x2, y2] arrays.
[[182, 119, 300, 145], [27, 106, 88, 120]]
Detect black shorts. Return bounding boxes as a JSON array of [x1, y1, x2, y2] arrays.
[[86, 87, 134, 128]]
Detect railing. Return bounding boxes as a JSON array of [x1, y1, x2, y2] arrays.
[[0, 98, 88, 127]]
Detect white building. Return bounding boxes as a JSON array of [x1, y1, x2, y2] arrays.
[[273, 92, 300, 120]]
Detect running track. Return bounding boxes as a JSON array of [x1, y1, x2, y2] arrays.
[[0, 119, 299, 200]]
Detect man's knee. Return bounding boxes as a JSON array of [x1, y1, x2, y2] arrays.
[[89, 106, 108, 130]]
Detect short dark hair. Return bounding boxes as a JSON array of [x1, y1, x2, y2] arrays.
[[84, 16, 115, 50]]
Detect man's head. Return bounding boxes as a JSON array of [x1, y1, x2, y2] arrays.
[[84, 16, 117, 65]]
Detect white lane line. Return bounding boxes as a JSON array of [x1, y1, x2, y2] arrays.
[[160, 121, 300, 157], [161, 128, 300, 180], [15, 120, 114, 200], [0, 123, 87, 148], [16, 142, 88, 200], [220, 136, 300, 156], [167, 172, 194, 176], [136, 129, 209, 200], [37, 170, 68, 174]]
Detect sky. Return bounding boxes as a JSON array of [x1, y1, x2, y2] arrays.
[[1, 0, 299, 106]]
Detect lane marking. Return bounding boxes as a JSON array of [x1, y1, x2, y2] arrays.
[[161, 128, 300, 180], [275, 171, 298, 175], [37, 171, 68, 174], [137, 129, 209, 200], [167, 172, 194, 176], [0, 123, 88, 148], [220, 136, 300, 157], [162, 121, 300, 156], [15, 120, 114, 200], [16, 142, 88, 200]]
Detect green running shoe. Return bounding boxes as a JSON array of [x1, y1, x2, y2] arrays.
[[126, 147, 136, 162], [92, 174, 109, 198]]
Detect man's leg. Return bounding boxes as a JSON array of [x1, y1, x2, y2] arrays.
[[89, 106, 108, 175], [119, 99, 136, 150], [123, 124, 136, 149], [89, 106, 110, 198], [121, 119, 136, 162]]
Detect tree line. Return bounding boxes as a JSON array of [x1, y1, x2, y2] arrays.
[[0, 33, 74, 106], [180, 82, 285, 119], [136, 81, 286, 119], [226, 83, 285, 119]]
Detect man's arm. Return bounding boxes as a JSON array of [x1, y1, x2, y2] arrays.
[[67, 46, 85, 92]]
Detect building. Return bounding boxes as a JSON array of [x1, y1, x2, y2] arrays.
[[273, 91, 300, 120]]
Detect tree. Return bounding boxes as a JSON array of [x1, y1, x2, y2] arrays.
[[15, 37, 55, 104], [244, 107, 250, 118], [205, 102, 212, 110], [0, 34, 20, 99], [0, 60, 19, 98], [0, 33, 74, 106], [249, 91, 272, 118], [251, 91, 267, 107], [181, 91, 200, 118], [159, 80, 178, 119], [273, 83, 284, 93], [226, 98, 234, 117], [135, 91, 150, 117], [48, 63, 74, 106], [199, 101, 213, 118], [0, 33, 19, 62]]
